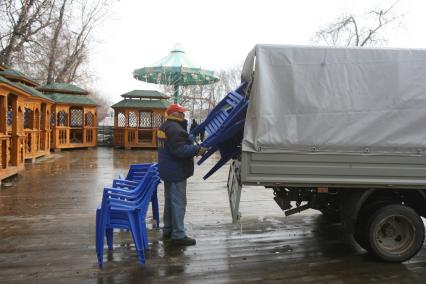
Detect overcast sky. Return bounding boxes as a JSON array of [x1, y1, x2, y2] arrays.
[[90, 0, 426, 103]]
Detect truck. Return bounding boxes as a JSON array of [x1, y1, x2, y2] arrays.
[[196, 44, 426, 263]]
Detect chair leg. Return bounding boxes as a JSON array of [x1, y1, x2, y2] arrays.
[[106, 228, 114, 250], [96, 208, 107, 267], [203, 157, 229, 179], [128, 211, 145, 265], [151, 190, 160, 228], [142, 225, 149, 251], [137, 212, 149, 250], [96, 208, 101, 253], [95, 209, 102, 266]]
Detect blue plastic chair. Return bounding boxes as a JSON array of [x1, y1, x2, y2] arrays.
[[191, 83, 249, 179], [96, 164, 160, 267], [96, 168, 160, 266], [105, 172, 159, 248], [117, 163, 160, 228], [100, 164, 158, 240]]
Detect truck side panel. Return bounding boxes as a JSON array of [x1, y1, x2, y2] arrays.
[[241, 152, 426, 189]]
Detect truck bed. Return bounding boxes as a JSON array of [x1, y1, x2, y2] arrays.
[[241, 151, 426, 189]]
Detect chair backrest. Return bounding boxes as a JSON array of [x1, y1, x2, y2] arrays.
[[126, 163, 153, 182], [191, 83, 247, 137], [136, 174, 161, 215], [200, 98, 248, 149], [127, 164, 158, 200], [104, 164, 158, 206], [207, 94, 245, 134], [106, 172, 160, 212]]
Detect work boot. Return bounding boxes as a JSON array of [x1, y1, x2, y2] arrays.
[[171, 236, 196, 246]]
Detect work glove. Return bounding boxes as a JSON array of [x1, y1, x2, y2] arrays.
[[196, 146, 209, 156]]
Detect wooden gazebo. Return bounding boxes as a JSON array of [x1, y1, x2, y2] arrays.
[[38, 83, 97, 150], [1, 69, 53, 161], [0, 66, 53, 181], [111, 90, 169, 149]]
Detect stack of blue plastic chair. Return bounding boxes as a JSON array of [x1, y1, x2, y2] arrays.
[[191, 83, 248, 179], [117, 163, 160, 228], [96, 163, 160, 267]]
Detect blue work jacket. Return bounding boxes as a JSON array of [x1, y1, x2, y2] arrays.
[[157, 118, 199, 182]]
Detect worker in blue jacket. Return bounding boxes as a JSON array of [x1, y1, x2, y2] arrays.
[[157, 103, 207, 246]]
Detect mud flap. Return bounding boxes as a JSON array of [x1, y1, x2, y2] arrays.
[[227, 159, 242, 223]]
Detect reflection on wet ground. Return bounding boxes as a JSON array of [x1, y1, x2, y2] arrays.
[[1, 148, 426, 283]]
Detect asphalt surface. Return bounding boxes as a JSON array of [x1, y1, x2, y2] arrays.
[[1, 147, 426, 283]]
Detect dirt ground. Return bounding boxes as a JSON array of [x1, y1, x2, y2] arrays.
[[1, 147, 426, 283]]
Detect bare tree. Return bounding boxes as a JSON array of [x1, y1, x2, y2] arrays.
[[0, 0, 55, 65], [159, 65, 242, 121], [15, 0, 111, 84], [46, 0, 68, 84], [313, 1, 403, 47], [54, 0, 110, 83], [1, 0, 112, 86], [1, 0, 114, 119]]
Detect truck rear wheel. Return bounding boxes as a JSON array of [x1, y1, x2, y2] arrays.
[[354, 201, 387, 251], [366, 204, 425, 262]]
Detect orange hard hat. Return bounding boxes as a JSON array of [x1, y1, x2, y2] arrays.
[[166, 103, 187, 115]]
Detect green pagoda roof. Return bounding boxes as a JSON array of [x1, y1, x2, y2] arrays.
[[0, 68, 28, 78], [0, 75, 25, 92], [15, 82, 53, 102], [46, 93, 97, 105], [38, 82, 88, 95], [133, 48, 220, 87], [0, 75, 13, 85], [0, 75, 52, 102], [121, 90, 170, 99], [111, 99, 169, 109], [0, 68, 38, 86]]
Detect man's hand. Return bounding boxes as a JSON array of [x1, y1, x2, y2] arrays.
[[196, 146, 209, 156]]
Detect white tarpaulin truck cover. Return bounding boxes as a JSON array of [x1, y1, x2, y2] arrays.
[[241, 44, 426, 155]]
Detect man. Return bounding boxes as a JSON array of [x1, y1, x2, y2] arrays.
[[190, 118, 198, 133], [189, 118, 201, 142], [157, 104, 207, 246]]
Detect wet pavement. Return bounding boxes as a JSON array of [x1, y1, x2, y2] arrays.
[[1, 147, 426, 283]]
